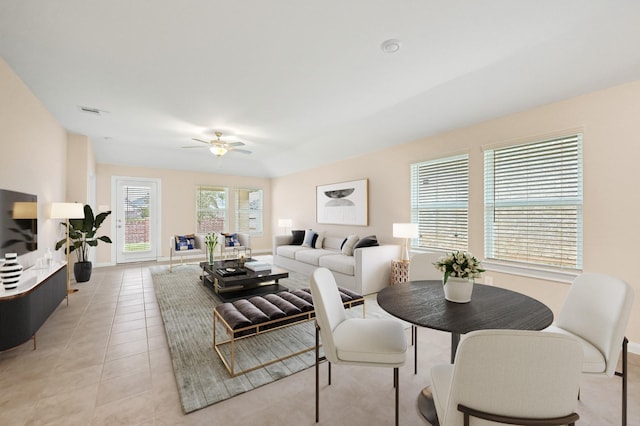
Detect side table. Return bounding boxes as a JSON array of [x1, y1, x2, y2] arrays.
[[391, 259, 410, 285]]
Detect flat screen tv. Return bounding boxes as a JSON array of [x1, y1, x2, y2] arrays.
[[0, 189, 38, 256]]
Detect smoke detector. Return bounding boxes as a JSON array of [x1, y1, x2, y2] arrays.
[[381, 39, 401, 53]]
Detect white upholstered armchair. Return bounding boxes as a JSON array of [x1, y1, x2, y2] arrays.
[[430, 329, 583, 426], [310, 267, 407, 426], [545, 273, 634, 425]]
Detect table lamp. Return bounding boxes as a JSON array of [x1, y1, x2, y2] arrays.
[[51, 202, 85, 299], [278, 218, 293, 234], [393, 223, 419, 262]]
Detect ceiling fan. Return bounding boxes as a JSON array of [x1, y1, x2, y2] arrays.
[[182, 131, 252, 157]]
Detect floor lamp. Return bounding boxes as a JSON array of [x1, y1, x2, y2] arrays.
[[51, 202, 85, 301], [393, 223, 419, 262]]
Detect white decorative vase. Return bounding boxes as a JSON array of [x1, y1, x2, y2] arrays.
[[443, 277, 474, 303], [1, 253, 23, 290]]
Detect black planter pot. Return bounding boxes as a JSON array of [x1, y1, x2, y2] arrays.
[[74, 261, 93, 283]]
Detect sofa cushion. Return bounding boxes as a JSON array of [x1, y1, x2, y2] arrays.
[[295, 248, 335, 266], [341, 235, 360, 256], [319, 254, 355, 276], [314, 231, 326, 249], [354, 235, 379, 249], [291, 230, 305, 245], [323, 236, 345, 251], [302, 230, 317, 247], [276, 245, 310, 259]]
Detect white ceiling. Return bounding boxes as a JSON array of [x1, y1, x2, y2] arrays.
[[1, 1, 639, 178]]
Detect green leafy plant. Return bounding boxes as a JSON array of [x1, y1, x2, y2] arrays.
[[434, 251, 484, 285], [205, 232, 219, 263], [55, 204, 112, 262]]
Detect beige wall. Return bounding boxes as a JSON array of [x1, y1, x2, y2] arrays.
[[95, 164, 272, 262], [66, 132, 96, 204], [272, 79, 640, 344], [0, 57, 68, 268]]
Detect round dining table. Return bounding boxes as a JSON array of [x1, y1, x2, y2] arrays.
[[377, 280, 554, 423]]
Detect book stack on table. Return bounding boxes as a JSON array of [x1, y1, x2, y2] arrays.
[[244, 261, 271, 272]]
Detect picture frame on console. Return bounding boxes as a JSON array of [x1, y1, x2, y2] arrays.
[[316, 178, 368, 226]]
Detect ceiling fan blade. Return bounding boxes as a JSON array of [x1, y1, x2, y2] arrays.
[[181, 145, 208, 149], [230, 148, 252, 154], [228, 141, 245, 147], [192, 138, 211, 145]]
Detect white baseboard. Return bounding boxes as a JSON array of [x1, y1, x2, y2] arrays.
[[628, 341, 640, 355]]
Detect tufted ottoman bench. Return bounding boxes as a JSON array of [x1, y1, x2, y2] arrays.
[[213, 287, 364, 376]]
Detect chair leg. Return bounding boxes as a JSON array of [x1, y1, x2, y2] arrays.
[[394, 367, 399, 426], [315, 324, 320, 423], [615, 337, 628, 426], [414, 325, 418, 375]]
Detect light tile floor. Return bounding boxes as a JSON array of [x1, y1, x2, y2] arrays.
[[0, 263, 637, 425]]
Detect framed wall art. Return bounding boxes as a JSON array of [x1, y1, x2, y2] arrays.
[[316, 178, 368, 226]]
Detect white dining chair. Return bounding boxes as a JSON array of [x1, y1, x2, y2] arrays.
[[310, 267, 407, 426], [430, 329, 583, 426], [408, 252, 443, 374], [545, 273, 634, 425]]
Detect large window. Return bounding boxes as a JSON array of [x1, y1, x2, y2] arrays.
[[411, 154, 469, 252], [235, 188, 263, 234], [196, 186, 228, 233], [484, 134, 583, 269]]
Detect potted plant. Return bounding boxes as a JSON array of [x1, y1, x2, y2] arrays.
[[205, 232, 219, 264], [55, 204, 112, 282], [434, 251, 484, 303]]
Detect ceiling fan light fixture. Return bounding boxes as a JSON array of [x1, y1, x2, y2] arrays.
[[210, 145, 228, 156]]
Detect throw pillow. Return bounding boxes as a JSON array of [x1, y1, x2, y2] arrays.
[[354, 235, 379, 249], [314, 231, 326, 249], [341, 235, 360, 256], [175, 235, 194, 251], [302, 229, 317, 248], [291, 230, 305, 245]]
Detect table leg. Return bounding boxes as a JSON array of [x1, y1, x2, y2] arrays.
[[418, 387, 438, 425]]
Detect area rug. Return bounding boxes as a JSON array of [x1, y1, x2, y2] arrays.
[[150, 263, 373, 414]]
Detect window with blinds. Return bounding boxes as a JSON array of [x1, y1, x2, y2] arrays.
[[411, 154, 469, 252], [195, 186, 228, 233], [122, 185, 151, 252], [236, 188, 263, 234], [484, 134, 583, 269]]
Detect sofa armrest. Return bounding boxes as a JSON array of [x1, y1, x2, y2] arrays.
[[354, 244, 400, 295], [237, 233, 251, 248], [194, 234, 206, 250], [273, 234, 293, 256]]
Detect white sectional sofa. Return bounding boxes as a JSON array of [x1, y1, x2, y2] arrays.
[[273, 233, 400, 295]]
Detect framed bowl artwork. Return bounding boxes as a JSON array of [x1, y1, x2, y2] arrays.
[[316, 179, 368, 226]]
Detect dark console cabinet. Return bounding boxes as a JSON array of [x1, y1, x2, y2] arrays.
[[0, 264, 67, 351]]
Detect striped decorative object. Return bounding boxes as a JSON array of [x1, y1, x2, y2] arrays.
[[1, 253, 23, 290]]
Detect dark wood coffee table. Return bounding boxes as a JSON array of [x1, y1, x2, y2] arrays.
[[200, 260, 289, 302]]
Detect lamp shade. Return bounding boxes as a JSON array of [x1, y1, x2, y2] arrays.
[[50, 202, 85, 219], [393, 223, 419, 239], [278, 219, 293, 228]]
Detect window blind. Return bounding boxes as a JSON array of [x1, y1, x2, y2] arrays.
[[122, 185, 151, 252], [411, 154, 469, 252], [195, 185, 228, 233], [484, 134, 583, 269], [235, 188, 263, 234]]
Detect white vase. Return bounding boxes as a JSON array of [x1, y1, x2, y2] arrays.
[[443, 277, 474, 303], [1, 253, 23, 290]]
